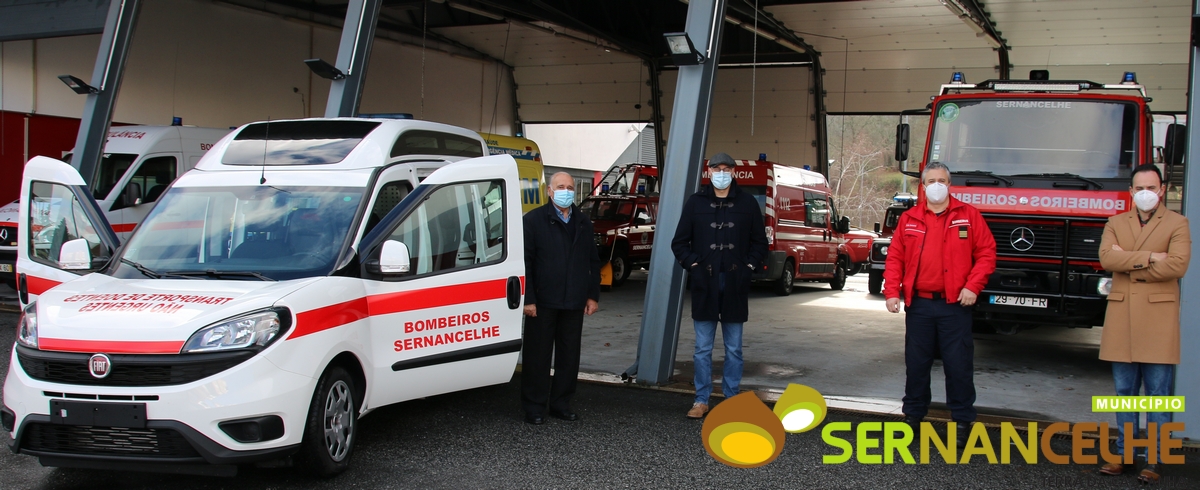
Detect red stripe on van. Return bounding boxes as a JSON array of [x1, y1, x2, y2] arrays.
[[288, 278, 515, 339], [38, 338, 185, 354], [367, 278, 509, 316], [291, 297, 370, 339], [111, 223, 137, 233], [25, 275, 61, 295]]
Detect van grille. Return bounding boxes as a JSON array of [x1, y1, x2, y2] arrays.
[[22, 423, 199, 458], [16, 346, 254, 387]]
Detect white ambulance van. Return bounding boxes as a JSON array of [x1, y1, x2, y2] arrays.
[[68, 125, 232, 241], [3, 118, 526, 477]]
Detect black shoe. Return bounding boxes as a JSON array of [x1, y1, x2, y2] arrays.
[[902, 415, 923, 433], [524, 413, 545, 425], [956, 422, 972, 446], [549, 409, 578, 421]]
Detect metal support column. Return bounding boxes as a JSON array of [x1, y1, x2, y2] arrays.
[[629, 0, 727, 385], [69, 0, 141, 186], [323, 0, 382, 118], [1174, 0, 1200, 440]]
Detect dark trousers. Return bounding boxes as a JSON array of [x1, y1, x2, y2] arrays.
[[521, 307, 583, 416], [903, 296, 977, 422]]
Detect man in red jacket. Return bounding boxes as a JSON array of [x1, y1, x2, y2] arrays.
[[883, 162, 996, 445]]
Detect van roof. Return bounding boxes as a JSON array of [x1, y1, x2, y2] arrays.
[[726, 159, 829, 188], [194, 118, 486, 172]]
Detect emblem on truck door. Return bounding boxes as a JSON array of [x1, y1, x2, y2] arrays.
[[89, 353, 112, 379], [1009, 227, 1035, 252]]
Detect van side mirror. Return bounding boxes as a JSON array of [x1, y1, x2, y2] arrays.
[[114, 182, 143, 210], [838, 216, 851, 234], [59, 238, 92, 270], [895, 123, 910, 163], [379, 240, 411, 274], [873, 222, 881, 234], [1165, 123, 1187, 167]]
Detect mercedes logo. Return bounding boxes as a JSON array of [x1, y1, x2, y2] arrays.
[[1009, 227, 1035, 252], [89, 353, 112, 379]]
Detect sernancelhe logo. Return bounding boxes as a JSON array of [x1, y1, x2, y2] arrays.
[[698, 386, 1188, 467]]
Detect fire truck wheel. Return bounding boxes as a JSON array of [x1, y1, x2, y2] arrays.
[[301, 365, 359, 478], [868, 270, 883, 295], [829, 258, 847, 291], [611, 253, 632, 286], [774, 260, 794, 296]]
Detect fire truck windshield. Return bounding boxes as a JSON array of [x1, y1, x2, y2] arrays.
[[927, 99, 1139, 180], [582, 199, 634, 222]]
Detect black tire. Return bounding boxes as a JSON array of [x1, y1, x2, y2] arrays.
[[828, 258, 847, 291], [847, 263, 863, 276], [300, 365, 358, 478], [774, 260, 794, 296], [611, 252, 632, 287], [868, 270, 883, 295]]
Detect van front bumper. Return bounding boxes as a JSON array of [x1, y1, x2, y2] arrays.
[[3, 344, 315, 473]]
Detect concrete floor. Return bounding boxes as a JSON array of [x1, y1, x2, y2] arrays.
[[582, 271, 1112, 424]]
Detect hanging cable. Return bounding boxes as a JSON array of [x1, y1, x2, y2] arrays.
[[420, 0, 428, 119], [751, 0, 758, 136]]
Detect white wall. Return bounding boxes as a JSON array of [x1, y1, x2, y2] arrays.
[[0, 0, 514, 132], [525, 122, 646, 172]]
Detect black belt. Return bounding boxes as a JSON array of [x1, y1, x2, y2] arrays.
[[914, 290, 944, 300]]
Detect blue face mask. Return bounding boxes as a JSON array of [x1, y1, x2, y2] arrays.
[[711, 171, 733, 190], [552, 189, 575, 208]]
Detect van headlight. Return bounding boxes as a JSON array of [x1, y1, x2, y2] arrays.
[[1097, 277, 1113, 296], [16, 302, 38, 349], [182, 309, 290, 353]]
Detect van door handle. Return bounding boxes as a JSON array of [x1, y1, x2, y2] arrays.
[[506, 276, 521, 310]]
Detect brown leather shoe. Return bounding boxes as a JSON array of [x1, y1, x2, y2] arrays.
[[1137, 464, 1161, 483], [1098, 462, 1127, 475], [686, 403, 709, 419]]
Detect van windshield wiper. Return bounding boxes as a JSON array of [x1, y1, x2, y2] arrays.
[[1011, 173, 1102, 190], [166, 269, 276, 281], [954, 170, 1014, 186], [121, 259, 200, 280]]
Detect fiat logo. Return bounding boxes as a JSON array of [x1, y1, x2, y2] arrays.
[[89, 353, 112, 379], [1009, 227, 1036, 252]]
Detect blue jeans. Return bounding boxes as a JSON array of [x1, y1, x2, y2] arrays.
[[1112, 362, 1174, 463], [693, 320, 743, 404]]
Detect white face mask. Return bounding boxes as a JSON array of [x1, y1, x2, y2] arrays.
[[1133, 189, 1160, 212], [925, 182, 949, 204]]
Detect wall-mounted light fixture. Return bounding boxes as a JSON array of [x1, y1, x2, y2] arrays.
[[304, 58, 346, 80], [57, 75, 99, 94], [664, 32, 704, 66]]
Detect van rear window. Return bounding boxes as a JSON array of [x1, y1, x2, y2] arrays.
[[222, 120, 381, 165]]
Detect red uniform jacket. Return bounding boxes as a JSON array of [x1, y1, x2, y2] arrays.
[[883, 197, 997, 305]]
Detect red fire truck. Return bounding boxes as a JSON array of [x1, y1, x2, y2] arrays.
[[584, 164, 660, 287], [700, 157, 867, 296], [867, 192, 917, 295], [892, 71, 1185, 334]]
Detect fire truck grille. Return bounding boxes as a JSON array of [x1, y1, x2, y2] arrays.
[[986, 221, 1065, 257], [1066, 224, 1105, 260], [22, 423, 200, 458], [16, 347, 255, 387]]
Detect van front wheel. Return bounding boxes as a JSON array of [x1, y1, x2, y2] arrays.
[[301, 366, 358, 478], [829, 259, 847, 291], [774, 260, 794, 296]]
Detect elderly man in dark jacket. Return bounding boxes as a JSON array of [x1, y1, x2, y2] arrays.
[[521, 172, 601, 425], [672, 153, 769, 419]]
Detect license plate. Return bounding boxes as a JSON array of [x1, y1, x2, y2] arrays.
[[988, 295, 1047, 308], [0, 264, 11, 273], [50, 400, 147, 428]]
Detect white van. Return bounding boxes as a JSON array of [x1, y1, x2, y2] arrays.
[[3, 118, 525, 477], [70, 126, 232, 241]]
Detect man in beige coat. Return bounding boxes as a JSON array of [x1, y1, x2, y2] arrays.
[[1097, 164, 1191, 483]]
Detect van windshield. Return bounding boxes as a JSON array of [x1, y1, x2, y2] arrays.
[[581, 199, 633, 222], [112, 185, 364, 281]]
